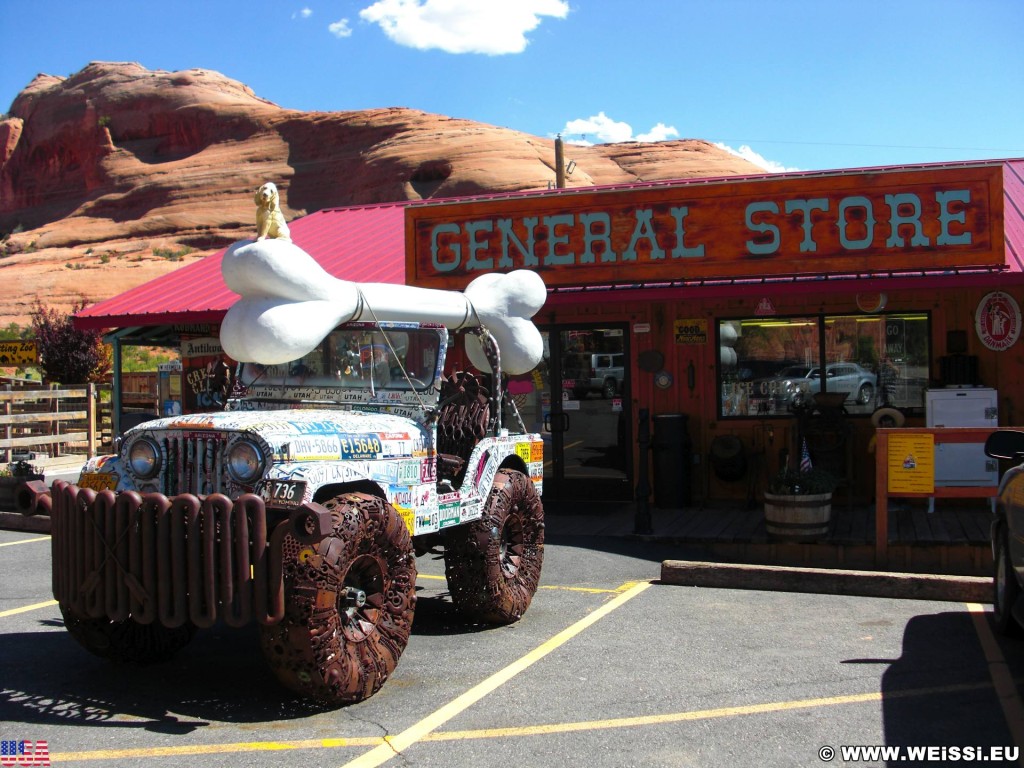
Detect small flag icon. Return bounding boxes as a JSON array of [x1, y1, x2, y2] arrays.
[[800, 438, 813, 472], [0, 740, 49, 766]]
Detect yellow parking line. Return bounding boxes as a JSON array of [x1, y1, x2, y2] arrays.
[[420, 680, 997, 742], [418, 572, 637, 595], [967, 602, 1024, 757], [0, 599, 57, 618], [341, 580, 653, 767], [0, 535, 50, 547], [55, 737, 387, 762], [48, 679, 1002, 763]]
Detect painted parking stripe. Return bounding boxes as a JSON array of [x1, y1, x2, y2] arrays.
[[417, 572, 637, 595], [0, 535, 49, 547], [0, 599, 57, 618], [48, 679, 1006, 763], [341, 580, 653, 767]]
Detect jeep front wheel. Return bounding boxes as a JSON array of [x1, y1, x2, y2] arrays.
[[444, 469, 544, 624], [259, 492, 417, 705]]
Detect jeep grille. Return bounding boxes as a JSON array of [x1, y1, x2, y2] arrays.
[[160, 435, 227, 496]]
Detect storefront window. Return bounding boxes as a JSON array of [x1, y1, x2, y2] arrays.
[[718, 312, 930, 418]]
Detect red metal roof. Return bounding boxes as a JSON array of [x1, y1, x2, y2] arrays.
[[75, 158, 1024, 330], [74, 201, 409, 330]]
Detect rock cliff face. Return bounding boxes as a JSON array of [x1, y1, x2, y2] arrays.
[[0, 61, 762, 326]]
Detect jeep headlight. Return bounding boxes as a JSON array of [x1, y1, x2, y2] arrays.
[[127, 437, 160, 479], [227, 440, 265, 484]]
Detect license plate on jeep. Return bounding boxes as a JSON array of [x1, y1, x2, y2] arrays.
[[260, 479, 306, 506], [77, 472, 118, 491]]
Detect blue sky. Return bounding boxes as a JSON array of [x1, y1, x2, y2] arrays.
[[1, 0, 1022, 172]]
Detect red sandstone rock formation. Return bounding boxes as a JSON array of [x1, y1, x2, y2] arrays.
[[0, 61, 762, 326]]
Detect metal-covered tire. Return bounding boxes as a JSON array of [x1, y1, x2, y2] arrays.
[[857, 383, 875, 405], [59, 606, 197, 664], [993, 525, 1023, 636], [602, 378, 618, 399], [259, 492, 417, 705], [444, 469, 544, 624]]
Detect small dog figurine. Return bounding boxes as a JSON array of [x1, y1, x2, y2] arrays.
[[254, 182, 291, 241]]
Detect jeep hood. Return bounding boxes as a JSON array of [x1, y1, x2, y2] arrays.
[[126, 409, 426, 447]]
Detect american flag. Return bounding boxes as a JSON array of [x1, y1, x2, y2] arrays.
[[0, 740, 49, 767], [800, 438, 813, 472]]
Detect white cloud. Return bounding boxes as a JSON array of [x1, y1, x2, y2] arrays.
[[328, 18, 353, 38], [713, 142, 801, 173], [560, 112, 679, 146], [359, 0, 569, 55], [636, 122, 679, 143], [298, 7, 313, 18]]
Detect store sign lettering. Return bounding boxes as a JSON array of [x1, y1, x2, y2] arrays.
[[408, 166, 1001, 289], [429, 190, 972, 272]]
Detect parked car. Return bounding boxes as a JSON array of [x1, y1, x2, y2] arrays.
[[753, 362, 877, 408], [565, 352, 625, 398], [984, 430, 1024, 634]]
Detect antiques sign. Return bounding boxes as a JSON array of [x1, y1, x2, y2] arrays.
[[406, 165, 1004, 289]]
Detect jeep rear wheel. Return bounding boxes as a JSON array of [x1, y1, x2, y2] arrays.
[[59, 606, 197, 664], [444, 469, 544, 624], [259, 493, 417, 705]]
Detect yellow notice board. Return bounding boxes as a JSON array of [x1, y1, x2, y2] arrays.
[[674, 319, 707, 344], [887, 433, 935, 494], [0, 339, 37, 366]]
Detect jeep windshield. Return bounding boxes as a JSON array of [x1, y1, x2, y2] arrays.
[[235, 324, 442, 400]]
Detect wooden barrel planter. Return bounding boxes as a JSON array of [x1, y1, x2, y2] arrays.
[[763, 492, 833, 540]]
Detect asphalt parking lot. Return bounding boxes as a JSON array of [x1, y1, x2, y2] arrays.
[[2, 530, 1023, 767]]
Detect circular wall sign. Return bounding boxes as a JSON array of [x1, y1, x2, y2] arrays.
[[976, 291, 1021, 351], [654, 370, 673, 389], [856, 292, 887, 313]]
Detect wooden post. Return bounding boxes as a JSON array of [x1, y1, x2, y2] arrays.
[[3, 384, 10, 464], [87, 382, 97, 458], [875, 430, 889, 569]]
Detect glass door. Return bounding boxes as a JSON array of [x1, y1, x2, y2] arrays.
[[537, 325, 632, 501]]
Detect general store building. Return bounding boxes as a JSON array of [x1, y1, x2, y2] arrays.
[[76, 158, 1024, 515]]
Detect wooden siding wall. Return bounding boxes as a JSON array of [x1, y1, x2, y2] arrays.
[[548, 283, 1024, 505]]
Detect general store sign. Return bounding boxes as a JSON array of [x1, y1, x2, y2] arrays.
[[406, 165, 1004, 289]]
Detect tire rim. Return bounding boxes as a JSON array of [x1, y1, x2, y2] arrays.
[[339, 554, 386, 642], [499, 508, 524, 578]]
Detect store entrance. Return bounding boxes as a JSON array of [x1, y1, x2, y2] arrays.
[[539, 325, 632, 502]]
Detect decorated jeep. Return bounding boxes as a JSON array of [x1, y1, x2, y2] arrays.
[[50, 236, 547, 705]]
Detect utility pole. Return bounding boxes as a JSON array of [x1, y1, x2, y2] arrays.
[[555, 135, 566, 189]]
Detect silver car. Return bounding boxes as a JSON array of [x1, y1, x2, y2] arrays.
[[755, 362, 877, 408]]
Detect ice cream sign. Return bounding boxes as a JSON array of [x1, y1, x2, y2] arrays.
[[407, 165, 1004, 289]]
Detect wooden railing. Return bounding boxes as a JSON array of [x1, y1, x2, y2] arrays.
[[874, 427, 998, 568], [0, 384, 99, 470]]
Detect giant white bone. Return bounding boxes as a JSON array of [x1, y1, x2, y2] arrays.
[[219, 239, 546, 375]]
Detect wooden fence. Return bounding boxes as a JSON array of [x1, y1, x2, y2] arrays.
[[0, 384, 101, 472]]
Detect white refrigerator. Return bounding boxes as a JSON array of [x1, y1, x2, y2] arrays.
[[925, 388, 999, 512]]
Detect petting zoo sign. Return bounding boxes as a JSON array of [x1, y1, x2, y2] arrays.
[[0, 339, 38, 366], [406, 164, 1005, 289]]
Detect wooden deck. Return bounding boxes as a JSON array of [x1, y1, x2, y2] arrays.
[[542, 500, 995, 578]]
